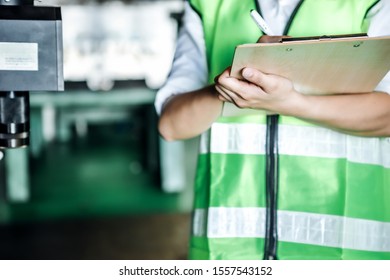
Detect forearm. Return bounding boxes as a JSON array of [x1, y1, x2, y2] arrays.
[[216, 68, 390, 137], [286, 91, 390, 137], [158, 85, 223, 141]]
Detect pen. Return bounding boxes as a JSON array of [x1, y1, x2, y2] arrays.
[[250, 9, 275, 36]]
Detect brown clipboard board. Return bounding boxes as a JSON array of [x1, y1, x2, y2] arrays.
[[224, 35, 390, 117]]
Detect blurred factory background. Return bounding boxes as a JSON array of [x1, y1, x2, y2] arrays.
[[0, 0, 199, 259]]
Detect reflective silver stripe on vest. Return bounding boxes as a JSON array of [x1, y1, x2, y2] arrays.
[[199, 124, 266, 155], [200, 123, 390, 168], [193, 207, 390, 252], [194, 207, 267, 238]]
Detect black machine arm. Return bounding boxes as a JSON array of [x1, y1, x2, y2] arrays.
[[0, 0, 63, 148]]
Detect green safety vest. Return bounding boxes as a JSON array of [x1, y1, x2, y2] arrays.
[[188, 0, 390, 260]]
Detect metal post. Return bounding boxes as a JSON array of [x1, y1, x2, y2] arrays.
[[0, 91, 30, 148], [0, 0, 33, 202]]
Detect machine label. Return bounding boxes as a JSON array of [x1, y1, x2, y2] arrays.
[[0, 42, 38, 71]]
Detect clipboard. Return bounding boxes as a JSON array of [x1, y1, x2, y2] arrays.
[[224, 34, 390, 117]]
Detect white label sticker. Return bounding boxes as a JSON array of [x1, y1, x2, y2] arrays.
[[0, 42, 38, 71]]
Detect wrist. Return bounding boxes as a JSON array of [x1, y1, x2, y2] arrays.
[[278, 90, 310, 117]]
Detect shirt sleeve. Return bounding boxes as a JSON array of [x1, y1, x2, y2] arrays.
[[367, 0, 390, 94], [154, 2, 208, 115]]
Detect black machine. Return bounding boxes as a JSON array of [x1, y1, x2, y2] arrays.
[[0, 0, 63, 148]]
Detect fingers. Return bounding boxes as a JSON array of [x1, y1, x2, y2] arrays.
[[214, 68, 234, 103], [257, 35, 291, 43], [241, 68, 278, 93], [215, 85, 233, 103], [214, 67, 231, 84], [257, 35, 283, 43], [215, 85, 248, 108], [214, 66, 274, 108], [215, 67, 248, 104], [215, 68, 249, 94]]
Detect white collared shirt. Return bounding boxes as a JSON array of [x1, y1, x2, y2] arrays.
[[155, 0, 390, 114]]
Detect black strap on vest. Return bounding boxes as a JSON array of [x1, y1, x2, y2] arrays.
[[263, 114, 279, 260], [258, 0, 304, 261]]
